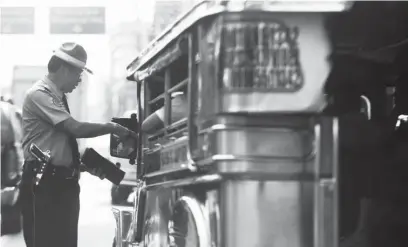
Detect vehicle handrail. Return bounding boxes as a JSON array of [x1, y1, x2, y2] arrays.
[[185, 32, 199, 172], [148, 78, 188, 106], [360, 95, 372, 120], [313, 117, 339, 247], [146, 119, 187, 143]]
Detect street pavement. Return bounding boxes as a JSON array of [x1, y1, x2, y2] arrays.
[[1, 172, 117, 247]]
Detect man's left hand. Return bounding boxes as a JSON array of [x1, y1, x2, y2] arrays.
[[87, 167, 106, 180]]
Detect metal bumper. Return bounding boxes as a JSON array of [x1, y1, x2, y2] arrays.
[[112, 206, 134, 247]]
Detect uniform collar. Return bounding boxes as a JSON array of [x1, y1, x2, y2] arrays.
[[42, 76, 64, 99]]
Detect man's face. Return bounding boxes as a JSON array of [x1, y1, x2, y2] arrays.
[[60, 65, 83, 93]]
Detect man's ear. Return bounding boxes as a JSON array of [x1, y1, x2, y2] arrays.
[[63, 65, 72, 77]]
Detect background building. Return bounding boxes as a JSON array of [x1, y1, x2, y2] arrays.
[[108, 20, 150, 118], [149, 0, 199, 40]]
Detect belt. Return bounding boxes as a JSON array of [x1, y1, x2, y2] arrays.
[[23, 160, 79, 180]]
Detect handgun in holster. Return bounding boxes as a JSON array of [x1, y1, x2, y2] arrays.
[[28, 143, 51, 186]]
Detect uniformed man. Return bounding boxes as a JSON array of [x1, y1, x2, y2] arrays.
[[19, 42, 137, 247]]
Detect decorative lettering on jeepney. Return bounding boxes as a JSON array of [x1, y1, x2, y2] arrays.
[[160, 144, 188, 169], [221, 20, 304, 91]]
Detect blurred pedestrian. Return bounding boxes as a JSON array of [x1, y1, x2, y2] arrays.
[[19, 42, 137, 247]]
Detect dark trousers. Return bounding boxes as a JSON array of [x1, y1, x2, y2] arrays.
[[19, 168, 80, 247], [367, 199, 408, 247]]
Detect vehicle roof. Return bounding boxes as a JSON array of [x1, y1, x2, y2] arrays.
[[126, 0, 351, 80]]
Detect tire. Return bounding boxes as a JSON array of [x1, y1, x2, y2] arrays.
[[111, 185, 132, 205], [1, 205, 22, 235]]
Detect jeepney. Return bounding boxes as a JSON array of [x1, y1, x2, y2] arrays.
[[111, 1, 352, 246]]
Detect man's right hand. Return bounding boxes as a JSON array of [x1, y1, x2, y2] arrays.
[[110, 123, 137, 139]]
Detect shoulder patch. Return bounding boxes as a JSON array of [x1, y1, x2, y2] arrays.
[[49, 96, 65, 108]]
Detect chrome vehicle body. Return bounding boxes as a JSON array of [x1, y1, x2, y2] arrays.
[[112, 1, 351, 246]]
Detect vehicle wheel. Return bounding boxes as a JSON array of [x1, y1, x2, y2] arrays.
[[168, 196, 210, 247], [111, 185, 132, 205], [1, 205, 22, 235]]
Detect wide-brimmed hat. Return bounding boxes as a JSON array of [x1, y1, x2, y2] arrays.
[[53, 42, 93, 74]]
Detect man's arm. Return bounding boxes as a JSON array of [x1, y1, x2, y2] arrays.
[[141, 95, 187, 134], [59, 117, 116, 138], [27, 91, 136, 139], [59, 117, 136, 139], [141, 112, 164, 134]]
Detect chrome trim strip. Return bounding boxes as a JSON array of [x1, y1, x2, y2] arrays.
[[226, 1, 352, 12], [212, 154, 313, 161], [313, 122, 322, 247], [333, 117, 339, 247], [145, 174, 222, 189], [196, 152, 314, 166], [144, 167, 191, 178], [198, 123, 310, 134]]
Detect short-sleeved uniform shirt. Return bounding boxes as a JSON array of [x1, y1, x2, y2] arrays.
[[22, 76, 74, 168]]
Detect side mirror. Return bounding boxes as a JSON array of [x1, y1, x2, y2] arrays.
[[110, 114, 139, 161]]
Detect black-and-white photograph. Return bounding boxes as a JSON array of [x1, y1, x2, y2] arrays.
[[1, 1, 408, 247]]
